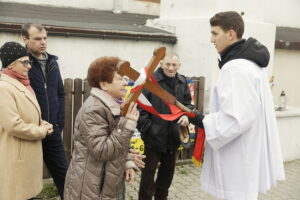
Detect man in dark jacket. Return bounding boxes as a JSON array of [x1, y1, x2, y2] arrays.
[[22, 23, 68, 200], [137, 53, 193, 200]]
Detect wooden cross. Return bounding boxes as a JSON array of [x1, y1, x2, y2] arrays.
[[117, 46, 193, 116]]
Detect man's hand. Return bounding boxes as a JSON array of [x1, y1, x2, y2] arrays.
[[177, 115, 189, 126], [189, 110, 204, 128], [125, 168, 135, 184], [129, 149, 146, 168]]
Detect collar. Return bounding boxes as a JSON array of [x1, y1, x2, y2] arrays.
[[29, 52, 58, 62], [218, 39, 245, 69], [90, 87, 121, 116], [0, 73, 41, 116], [154, 67, 185, 83]]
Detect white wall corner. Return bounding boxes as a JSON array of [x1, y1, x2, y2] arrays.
[[145, 18, 176, 34]]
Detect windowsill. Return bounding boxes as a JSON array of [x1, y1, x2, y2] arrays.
[[275, 107, 300, 118]]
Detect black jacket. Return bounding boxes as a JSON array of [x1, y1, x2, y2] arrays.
[[137, 67, 193, 153], [28, 53, 65, 129]]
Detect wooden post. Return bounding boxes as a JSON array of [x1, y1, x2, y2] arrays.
[[188, 76, 205, 159], [83, 78, 91, 101], [63, 78, 73, 162], [197, 76, 205, 113], [187, 78, 200, 159], [73, 78, 83, 123]]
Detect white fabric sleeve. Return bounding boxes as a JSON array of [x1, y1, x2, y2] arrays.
[[203, 64, 261, 150]]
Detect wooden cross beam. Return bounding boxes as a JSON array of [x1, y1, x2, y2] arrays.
[[117, 47, 193, 116]]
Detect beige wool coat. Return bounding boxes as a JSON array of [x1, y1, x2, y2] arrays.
[[0, 74, 48, 200], [64, 88, 137, 200]]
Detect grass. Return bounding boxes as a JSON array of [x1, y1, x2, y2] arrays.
[[37, 180, 60, 200]]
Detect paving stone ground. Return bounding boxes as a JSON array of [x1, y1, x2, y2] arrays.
[[125, 159, 300, 200]]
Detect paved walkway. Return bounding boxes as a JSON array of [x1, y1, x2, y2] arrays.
[[125, 159, 300, 200]]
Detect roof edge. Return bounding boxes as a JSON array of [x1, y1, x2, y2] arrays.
[[0, 22, 177, 44]]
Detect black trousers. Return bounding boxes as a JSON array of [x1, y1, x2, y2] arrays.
[[138, 146, 177, 200], [42, 125, 68, 200]]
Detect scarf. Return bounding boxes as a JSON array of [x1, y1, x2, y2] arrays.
[[112, 97, 124, 105], [1, 68, 35, 95]]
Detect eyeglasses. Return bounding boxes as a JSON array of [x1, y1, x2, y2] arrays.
[[17, 60, 33, 67]]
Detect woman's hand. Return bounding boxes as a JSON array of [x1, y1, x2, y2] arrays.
[[125, 102, 139, 122], [41, 121, 53, 135], [125, 168, 135, 184], [129, 149, 146, 168]]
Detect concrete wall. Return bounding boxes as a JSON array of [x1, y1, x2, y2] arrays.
[[264, 0, 300, 108], [0, 0, 160, 15], [264, 0, 300, 28], [272, 50, 300, 107], [277, 109, 300, 161], [0, 33, 171, 79]]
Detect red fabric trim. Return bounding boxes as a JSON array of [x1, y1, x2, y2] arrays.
[[192, 128, 206, 166], [137, 99, 193, 121]]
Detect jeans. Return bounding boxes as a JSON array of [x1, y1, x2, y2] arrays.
[[42, 125, 69, 200]]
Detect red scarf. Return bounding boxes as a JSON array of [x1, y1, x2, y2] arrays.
[[2, 68, 35, 95]]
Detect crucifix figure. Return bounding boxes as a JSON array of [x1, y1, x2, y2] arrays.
[[117, 46, 194, 117]]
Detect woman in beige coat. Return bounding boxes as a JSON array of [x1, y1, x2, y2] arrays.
[[64, 57, 139, 200], [0, 42, 53, 200]]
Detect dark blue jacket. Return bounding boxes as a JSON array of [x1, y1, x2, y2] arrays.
[[28, 53, 65, 129], [137, 67, 194, 153]]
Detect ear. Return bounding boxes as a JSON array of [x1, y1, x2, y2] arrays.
[[22, 36, 28, 44], [99, 81, 108, 90], [228, 29, 238, 41], [160, 60, 163, 66]]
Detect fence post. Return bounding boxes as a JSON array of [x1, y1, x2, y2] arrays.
[[83, 78, 91, 101], [197, 76, 205, 113], [63, 78, 73, 162], [73, 78, 83, 124]]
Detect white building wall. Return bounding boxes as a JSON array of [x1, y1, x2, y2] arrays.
[[264, 0, 300, 28], [0, 0, 113, 10], [272, 50, 300, 107], [160, 0, 216, 19], [0, 0, 160, 15], [263, 0, 300, 108], [0, 33, 171, 79], [126, 0, 160, 15], [277, 110, 300, 161]]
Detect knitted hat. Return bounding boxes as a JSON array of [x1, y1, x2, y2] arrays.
[[0, 42, 28, 68]]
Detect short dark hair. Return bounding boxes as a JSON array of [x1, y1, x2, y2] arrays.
[[210, 11, 244, 39], [87, 57, 120, 88], [21, 23, 46, 38]]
